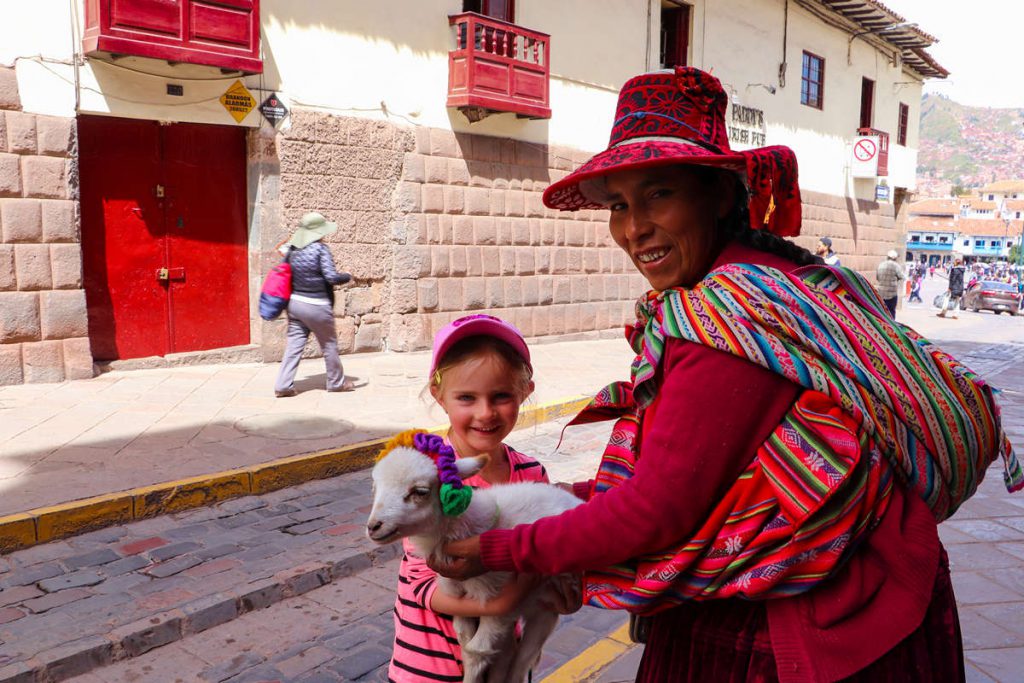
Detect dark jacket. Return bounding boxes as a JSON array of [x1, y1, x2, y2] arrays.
[[288, 242, 350, 306], [948, 265, 965, 296]]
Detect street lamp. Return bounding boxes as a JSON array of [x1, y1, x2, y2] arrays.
[[847, 22, 917, 64]]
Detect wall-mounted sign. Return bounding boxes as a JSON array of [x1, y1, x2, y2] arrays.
[[259, 93, 289, 125], [851, 135, 880, 178], [220, 80, 256, 123], [728, 105, 766, 147], [875, 183, 890, 201]]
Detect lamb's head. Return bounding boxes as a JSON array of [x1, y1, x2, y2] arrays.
[[366, 430, 487, 544]]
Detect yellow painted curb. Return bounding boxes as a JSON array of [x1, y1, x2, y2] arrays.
[[541, 622, 633, 683], [0, 514, 36, 553], [0, 394, 592, 553], [133, 471, 252, 519], [35, 493, 134, 543]]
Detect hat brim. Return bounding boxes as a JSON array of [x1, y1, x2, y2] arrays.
[[543, 141, 747, 211], [430, 316, 532, 377]]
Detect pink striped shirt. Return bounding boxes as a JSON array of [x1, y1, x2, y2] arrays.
[[387, 444, 549, 682]]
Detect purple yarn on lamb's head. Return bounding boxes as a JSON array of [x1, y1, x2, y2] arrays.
[[413, 431, 462, 487]]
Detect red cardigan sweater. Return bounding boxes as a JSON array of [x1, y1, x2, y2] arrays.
[[479, 243, 940, 683]]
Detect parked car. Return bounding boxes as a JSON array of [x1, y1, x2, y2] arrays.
[[962, 280, 1022, 315]]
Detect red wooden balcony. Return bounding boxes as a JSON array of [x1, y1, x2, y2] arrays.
[[447, 12, 551, 121], [83, 0, 262, 74], [857, 127, 889, 177]]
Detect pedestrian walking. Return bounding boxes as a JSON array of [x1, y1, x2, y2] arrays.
[[815, 236, 841, 266], [432, 67, 1020, 683], [383, 315, 565, 682], [937, 256, 967, 319], [909, 271, 924, 303], [273, 212, 361, 397], [876, 249, 904, 317]]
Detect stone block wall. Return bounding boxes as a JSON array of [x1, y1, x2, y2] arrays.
[[0, 66, 91, 385], [270, 112, 646, 358], [796, 189, 901, 276]]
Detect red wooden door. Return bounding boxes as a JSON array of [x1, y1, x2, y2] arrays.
[[79, 115, 249, 360]]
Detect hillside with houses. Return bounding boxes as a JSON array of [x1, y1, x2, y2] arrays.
[[916, 94, 1024, 196]]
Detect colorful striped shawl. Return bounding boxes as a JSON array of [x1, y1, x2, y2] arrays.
[[577, 263, 1020, 612]]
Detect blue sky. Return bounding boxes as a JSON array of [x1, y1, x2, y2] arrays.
[[883, 0, 1020, 108]]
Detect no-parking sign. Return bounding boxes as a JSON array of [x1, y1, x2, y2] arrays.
[[851, 135, 880, 178]]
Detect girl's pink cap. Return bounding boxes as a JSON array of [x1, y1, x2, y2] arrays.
[[430, 315, 532, 376]]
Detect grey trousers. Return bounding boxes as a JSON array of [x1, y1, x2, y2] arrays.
[[274, 299, 345, 392]]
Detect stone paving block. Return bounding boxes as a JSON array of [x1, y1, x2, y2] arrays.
[[145, 554, 202, 579], [182, 594, 239, 634], [327, 644, 390, 680], [199, 651, 266, 682], [233, 578, 285, 613], [217, 510, 264, 529], [968, 646, 1024, 683], [215, 497, 269, 517], [149, 541, 201, 562], [101, 554, 150, 577], [223, 663, 286, 683], [94, 572, 150, 596], [2, 562, 64, 588], [38, 569, 103, 592], [23, 586, 91, 613], [111, 609, 184, 658], [250, 515, 298, 532], [256, 503, 301, 518], [288, 507, 331, 524], [182, 557, 241, 579], [284, 519, 332, 535], [0, 661, 35, 683], [194, 543, 242, 561], [274, 644, 334, 680], [0, 584, 43, 606], [163, 523, 214, 540], [118, 536, 169, 556], [35, 634, 113, 680], [64, 548, 120, 570], [0, 605, 26, 624], [234, 543, 288, 563]]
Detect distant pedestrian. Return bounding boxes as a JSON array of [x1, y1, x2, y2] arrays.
[[909, 272, 923, 303], [876, 250, 904, 317], [937, 256, 966, 319], [816, 236, 841, 266], [273, 212, 361, 397]]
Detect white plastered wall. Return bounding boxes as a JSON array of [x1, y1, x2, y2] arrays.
[[2, 0, 927, 198]]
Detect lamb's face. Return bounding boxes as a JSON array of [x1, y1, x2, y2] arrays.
[[366, 448, 441, 544]]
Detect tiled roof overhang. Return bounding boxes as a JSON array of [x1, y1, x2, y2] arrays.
[[816, 0, 949, 78]]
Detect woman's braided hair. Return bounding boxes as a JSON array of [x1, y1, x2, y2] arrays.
[[694, 166, 823, 267]]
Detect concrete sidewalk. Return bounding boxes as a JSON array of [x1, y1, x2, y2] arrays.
[[0, 334, 633, 542]]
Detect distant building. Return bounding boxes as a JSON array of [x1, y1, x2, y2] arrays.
[[908, 192, 1023, 265]]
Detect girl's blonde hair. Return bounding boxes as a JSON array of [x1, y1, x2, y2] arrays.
[[429, 335, 533, 400]]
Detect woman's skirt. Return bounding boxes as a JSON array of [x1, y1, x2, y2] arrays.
[[635, 550, 963, 683]]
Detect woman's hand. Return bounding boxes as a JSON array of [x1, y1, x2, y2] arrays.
[[429, 535, 486, 580], [541, 574, 584, 615], [479, 574, 545, 616]]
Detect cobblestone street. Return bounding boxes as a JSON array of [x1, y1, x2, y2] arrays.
[[0, 313, 1022, 682]]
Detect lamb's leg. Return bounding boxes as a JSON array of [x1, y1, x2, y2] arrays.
[[507, 608, 560, 683], [482, 623, 517, 683], [462, 615, 516, 683]]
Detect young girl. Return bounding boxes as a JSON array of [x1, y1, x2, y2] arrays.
[[387, 314, 550, 682]]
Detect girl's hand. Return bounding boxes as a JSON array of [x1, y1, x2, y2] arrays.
[[429, 536, 486, 579]]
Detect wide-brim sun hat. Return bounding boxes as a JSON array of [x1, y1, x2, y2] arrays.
[[430, 314, 532, 377], [288, 212, 338, 249], [542, 67, 802, 237]]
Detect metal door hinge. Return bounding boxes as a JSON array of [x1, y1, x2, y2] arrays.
[[155, 184, 165, 198]]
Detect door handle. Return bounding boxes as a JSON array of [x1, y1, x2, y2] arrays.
[[156, 267, 185, 282]]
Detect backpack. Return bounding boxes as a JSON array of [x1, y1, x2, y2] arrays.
[[258, 248, 292, 321]]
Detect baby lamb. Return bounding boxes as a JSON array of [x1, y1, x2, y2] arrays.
[[366, 432, 582, 683]]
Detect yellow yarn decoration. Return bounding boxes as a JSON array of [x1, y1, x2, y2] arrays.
[[376, 429, 424, 461]]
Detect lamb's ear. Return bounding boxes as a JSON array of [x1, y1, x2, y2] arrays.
[[454, 454, 489, 479]]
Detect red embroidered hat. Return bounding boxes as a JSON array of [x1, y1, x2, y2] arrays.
[[542, 67, 802, 237]]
